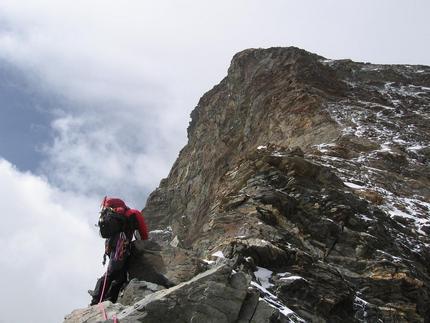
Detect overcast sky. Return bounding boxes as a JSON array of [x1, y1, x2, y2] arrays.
[[0, 1, 429, 322]]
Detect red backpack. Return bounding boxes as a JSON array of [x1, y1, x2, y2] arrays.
[[98, 197, 148, 239], [102, 197, 127, 211]]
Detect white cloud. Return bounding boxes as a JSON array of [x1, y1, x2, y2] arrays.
[[0, 2, 205, 201], [41, 112, 174, 206], [0, 159, 104, 323], [1, 1, 429, 203]]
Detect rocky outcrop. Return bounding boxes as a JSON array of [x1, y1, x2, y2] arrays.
[[129, 239, 206, 285], [66, 47, 430, 322], [65, 246, 299, 323], [143, 47, 430, 322], [118, 265, 249, 323], [65, 265, 254, 323]]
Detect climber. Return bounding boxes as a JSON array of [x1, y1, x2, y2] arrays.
[[89, 197, 149, 305]]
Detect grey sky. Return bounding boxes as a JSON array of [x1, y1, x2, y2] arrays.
[[0, 1, 429, 322]]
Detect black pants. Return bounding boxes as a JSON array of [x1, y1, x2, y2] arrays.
[[90, 234, 130, 305]]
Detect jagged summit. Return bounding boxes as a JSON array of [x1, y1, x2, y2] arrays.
[[147, 46, 429, 241], [66, 47, 430, 322]]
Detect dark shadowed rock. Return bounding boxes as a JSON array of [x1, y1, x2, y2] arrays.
[[128, 239, 205, 286]]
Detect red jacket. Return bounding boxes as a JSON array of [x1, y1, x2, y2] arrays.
[[125, 209, 149, 240]]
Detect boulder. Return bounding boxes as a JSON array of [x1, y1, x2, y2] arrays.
[[117, 279, 164, 306], [129, 239, 206, 285], [118, 265, 249, 323], [65, 265, 251, 323]]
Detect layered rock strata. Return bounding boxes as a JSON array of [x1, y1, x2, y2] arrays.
[[144, 47, 430, 322]]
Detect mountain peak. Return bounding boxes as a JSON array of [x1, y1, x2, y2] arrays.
[[146, 46, 430, 321], [66, 47, 430, 322]]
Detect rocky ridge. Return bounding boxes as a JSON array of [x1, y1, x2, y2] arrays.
[[66, 47, 430, 322]]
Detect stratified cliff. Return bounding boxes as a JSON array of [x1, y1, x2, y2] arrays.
[[66, 47, 430, 322], [143, 47, 430, 322]]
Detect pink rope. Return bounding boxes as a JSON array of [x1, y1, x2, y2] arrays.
[[97, 234, 125, 321], [98, 303, 108, 321], [114, 233, 126, 261], [98, 271, 109, 320]]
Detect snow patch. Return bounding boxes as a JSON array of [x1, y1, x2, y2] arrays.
[[357, 213, 373, 222], [254, 266, 274, 289], [251, 282, 293, 317], [320, 59, 334, 65], [407, 145, 426, 151], [271, 152, 285, 157], [378, 144, 391, 152], [149, 229, 170, 234], [344, 182, 366, 189], [314, 143, 336, 153], [353, 295, 370, 320], [211, 251, 225, 259], [375, 250, 404, 263], [280, 276, 307, 282]]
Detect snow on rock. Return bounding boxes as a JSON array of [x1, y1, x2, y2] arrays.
[[312, 74, 430, 235], [344, 182, 366, 189], [250, 281, 304, 322], [280, 275, 307, 282], [254, 266, 274, 289], [211, 251, 226, 258], [139, 48, 430, 322]]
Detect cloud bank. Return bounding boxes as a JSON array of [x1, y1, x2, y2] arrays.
[[1, 0, 429, 200], [43, 113, 173, 205], [0, 159, 104, 322]]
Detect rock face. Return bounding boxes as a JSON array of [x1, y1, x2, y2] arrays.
[[66, 47, 430, 322], [118, 265, 249, 323], [143, 47, 430, 322], [65, 265, 251, 323], [129, 239, 206, 285]]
